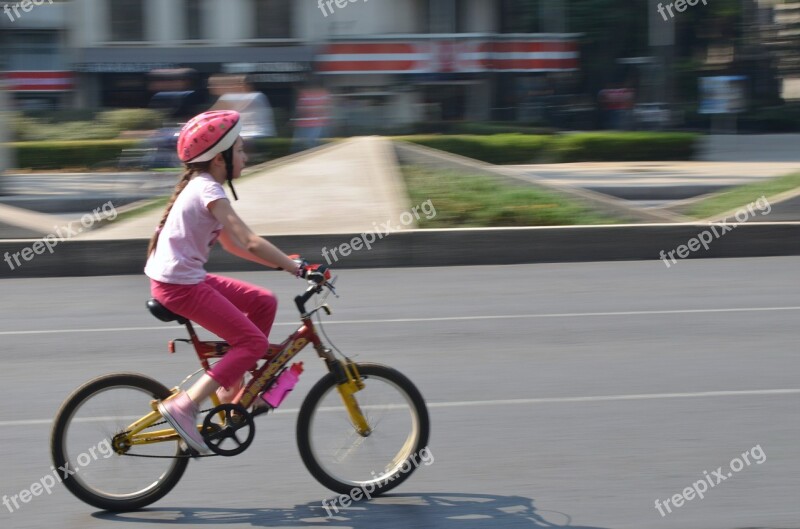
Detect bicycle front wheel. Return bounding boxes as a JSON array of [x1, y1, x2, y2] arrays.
[[297, 363, 430, 496], [51, 373, 189, 512]]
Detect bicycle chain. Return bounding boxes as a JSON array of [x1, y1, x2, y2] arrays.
[[116, 407, 220, 459]]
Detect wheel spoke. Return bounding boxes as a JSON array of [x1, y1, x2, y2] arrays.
[[206, 430, 225, 442], [297, 363, 429, 496], [51, 374, 189, 511]]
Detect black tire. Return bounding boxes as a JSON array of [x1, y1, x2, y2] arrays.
[[51, 373, 189, 512], [297, 363, 430, 496]]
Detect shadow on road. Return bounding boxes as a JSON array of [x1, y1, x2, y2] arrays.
[[91, 492, 609, 528]]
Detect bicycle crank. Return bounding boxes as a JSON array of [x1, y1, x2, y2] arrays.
[[201, 404, 255, 456]]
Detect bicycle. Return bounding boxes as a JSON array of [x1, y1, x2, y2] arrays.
[[50, 274, 430, 512]]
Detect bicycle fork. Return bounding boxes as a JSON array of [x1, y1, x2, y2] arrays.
[[330, 358, 372, 437]]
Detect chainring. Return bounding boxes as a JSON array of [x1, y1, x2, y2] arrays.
[[201, 403, 256, 456]]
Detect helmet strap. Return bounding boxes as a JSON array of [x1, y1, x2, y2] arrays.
[[221, 147, 238, 201]]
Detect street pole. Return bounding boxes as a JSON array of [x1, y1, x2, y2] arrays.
[[0, 74, 14, 188], [649, 0, 675, 121]]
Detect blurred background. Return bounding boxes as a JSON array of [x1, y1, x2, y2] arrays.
[[1, 0, 795, 146], [1, 0, 799, 226]]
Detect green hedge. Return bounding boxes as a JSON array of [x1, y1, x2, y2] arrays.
[[10, 140, 140, 169], [11, 109, 165, 141], [5, 132, 699, 170], [5, 138, 296, 170], [395, 134, 554, 164], [98, 109, 165, 131], [451, 122, 555, 135], [398, 132, 699, 164], [549, 132, 698, 162]]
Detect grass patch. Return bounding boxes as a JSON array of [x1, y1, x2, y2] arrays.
[[679, 171, 800, 219], [402, 165, 620, 227]]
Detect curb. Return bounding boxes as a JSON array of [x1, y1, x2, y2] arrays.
[[702, 186, 800, 224], [1, 223, 798, 278], [583, 184, 728, 201]]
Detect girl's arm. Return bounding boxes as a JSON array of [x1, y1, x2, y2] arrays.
[[217, 229, 274, 267], [209, 198, 299, 275]]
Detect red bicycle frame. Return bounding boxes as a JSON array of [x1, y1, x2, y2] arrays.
[[166, 302, 334, 410]]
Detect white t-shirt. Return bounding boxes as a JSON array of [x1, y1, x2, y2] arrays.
[[144, 173, 228, 284]]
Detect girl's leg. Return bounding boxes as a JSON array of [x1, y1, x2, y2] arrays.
[[203, 274, 278, 339], [152, 279, 270, 397], [151, 278, 272, 453], [202, 274, 279, 401]]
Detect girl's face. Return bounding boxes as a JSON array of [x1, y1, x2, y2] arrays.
[[232, 137, 248, 178]]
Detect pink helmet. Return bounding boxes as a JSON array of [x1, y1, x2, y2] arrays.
[[177, 110, 242, 163]]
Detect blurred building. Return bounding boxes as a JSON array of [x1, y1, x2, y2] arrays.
[[313, 1, 579, 129], [760, 0, 800, 100], [59, 0, 580, 129], [0, 0, 73, 110], [68, 0, 312, 111]]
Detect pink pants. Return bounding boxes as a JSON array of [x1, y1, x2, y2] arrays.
[[150, 274, 278, 388]]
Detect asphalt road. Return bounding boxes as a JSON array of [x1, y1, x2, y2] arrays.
[[1, 172, 176, 197], [0, 172, 176, 216], [0, 259, 798, 529]]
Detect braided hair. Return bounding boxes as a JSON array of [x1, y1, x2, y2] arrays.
[[146, 161, 212, 257]]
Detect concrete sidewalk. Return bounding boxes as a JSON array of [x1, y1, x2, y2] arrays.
[[505, 134, 800, 201], [2, 133, 800, 239], [77, 137, 411, 240], [504, 161, 800, 200], [3, 134, 800, 277]]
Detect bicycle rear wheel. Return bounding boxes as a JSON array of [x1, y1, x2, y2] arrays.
[[297, 363, 430, 496], [50, 373, 189, 512]]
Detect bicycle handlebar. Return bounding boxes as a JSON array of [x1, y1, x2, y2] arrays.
[[294, 277, 337, 316], [294, 287, 317, 315]]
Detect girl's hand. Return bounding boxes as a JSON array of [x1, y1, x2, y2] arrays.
[[288, 255, 331, 283], [289, 255, 308, 278]]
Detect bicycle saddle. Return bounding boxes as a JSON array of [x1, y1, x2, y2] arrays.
[[146, 299, 188, 325]]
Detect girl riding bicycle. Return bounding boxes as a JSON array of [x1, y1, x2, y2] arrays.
[[144, 110, 324, 454]]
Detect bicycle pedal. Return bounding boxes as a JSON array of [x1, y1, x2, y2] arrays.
[[180, 442, 208, 459], [251, 405, 272, 418]]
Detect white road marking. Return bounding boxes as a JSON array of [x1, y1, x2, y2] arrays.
[[8, 388, 799, 427], [1, 306, 799, 336]]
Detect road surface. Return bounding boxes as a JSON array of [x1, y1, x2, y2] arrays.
[[0, 259, 798, 528]]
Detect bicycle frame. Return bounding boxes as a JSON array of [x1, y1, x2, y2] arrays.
[[115, 285, 370, 454]]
